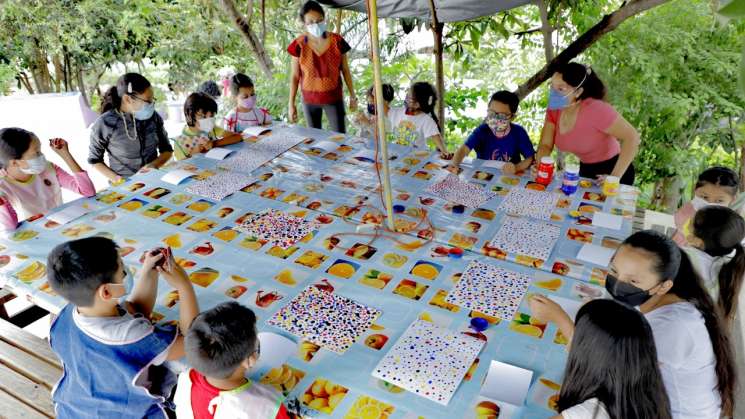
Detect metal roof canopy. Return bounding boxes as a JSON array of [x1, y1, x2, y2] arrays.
[[319, 0, 534, 22]]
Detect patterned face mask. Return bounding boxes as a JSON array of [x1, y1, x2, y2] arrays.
[[485, 111, 511, 137]]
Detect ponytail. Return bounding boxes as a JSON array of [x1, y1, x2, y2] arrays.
[[556, 62, 607, 101], [718, 243, 745, 323], [671, 251, 736, 416], [99, 73, 152, 113]]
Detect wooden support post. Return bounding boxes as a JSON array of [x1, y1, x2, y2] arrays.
[[427, 0, 446, 140]]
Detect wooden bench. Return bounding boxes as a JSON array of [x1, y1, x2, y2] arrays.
[[0, 318, 61, 418]]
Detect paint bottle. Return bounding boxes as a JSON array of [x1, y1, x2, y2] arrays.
[[561, 164, 580, 195], [602, 176, 620, 197], [536, 156, 555, 186]]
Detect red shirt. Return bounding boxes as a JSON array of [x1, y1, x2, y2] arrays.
[[189, 369, 290, 419], [287, 33, 351, 105], [546, 98, 621, 164]]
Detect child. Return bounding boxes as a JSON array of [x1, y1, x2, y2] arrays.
[[353, 83, 394, 141], [223, 73, 272, 133], [388, 82, 451, 159], [685, 205, 745, 324], [530, 230, 735, 419], [553, 299, 671, 419], [47, 237, 199, 418], [174, 93, 243, 160], [450, 90, 535, 175], [174, 301, 290, 419], [0, 128, 95, 231], [673, 166, 739, 246]]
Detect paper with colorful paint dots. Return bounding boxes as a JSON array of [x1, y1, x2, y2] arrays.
[[424, 174, 496, 208], [372, 319, 485, 406], [488, 217, 560, 262], [185, 171, 255, 201], [236, 209, 319, 249], [446, 261, 530, 321], [497, 188, 559, 221], [267, 286, 381, 354]]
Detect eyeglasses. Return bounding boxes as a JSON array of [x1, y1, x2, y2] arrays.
[[129, 94, 155, 105], [487, 111, 511, 120]]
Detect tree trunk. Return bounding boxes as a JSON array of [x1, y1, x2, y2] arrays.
[[536, 0, 554, 63], [652, 176, 683, 213], [17, 72, 34, 94], [260, 0, 266, 44], [52, 54, 64, 92], [335, 9, 344, 32], [218, 0, 274, 77], [76, 66, 89, 107], [428, 0, 446, 139], [515, 0, 671, 99]]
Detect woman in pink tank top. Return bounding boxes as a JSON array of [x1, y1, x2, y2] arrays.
[[535, 62, 640, 185]]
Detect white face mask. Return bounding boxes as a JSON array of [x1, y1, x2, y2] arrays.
[[197, 117, 216, 133], [19, 155, 47, 175], [691, 196, 727, 211], [307, 22, 327, 38]]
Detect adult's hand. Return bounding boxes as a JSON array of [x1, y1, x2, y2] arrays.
[[288, 104, 298, 124]]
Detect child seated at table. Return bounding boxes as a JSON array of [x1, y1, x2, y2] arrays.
[[174, 92, 243, 160], [47, 237, 200, 418], [673, 166, 740, 246], [553, 299, 671, 419], [0, 127, 95, 231], [223, 73, 272, 133], [353, 83, 394, 140], [388, 81, 451, 159], [450, 90, 534, 175], [174, 301, 290, 419]]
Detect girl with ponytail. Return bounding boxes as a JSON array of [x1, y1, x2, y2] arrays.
[[89, 73, 173, 182], [530, 229, 735, 418], [387, 81, 451, 159]]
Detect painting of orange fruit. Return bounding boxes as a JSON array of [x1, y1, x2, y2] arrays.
[[118, 198, 147, 211], [187, 218, 218, 233], [358, 270, 393, 290], [448, 233, 478, 250], [326, 259, 359, 279], [212, 227, 239, 242], [265, 245, 298, 260], [295, 250, 328, 269], [393, 279, 428, 301], [239, 236, 267, 251], [260, 364, 305, 395], [535, 278, 562, 292], [302, 378, 348, 415], [409, 261, 441, 280], [187, 199, 214, 213], [163, 211, 193, 226], [510, 313, 547, 338], [189, 267, 220, 287], [343, 395, 394, 419], [474, 400, 501, 419], [471, 208, 496, 221], [13, 261, 46, 283]]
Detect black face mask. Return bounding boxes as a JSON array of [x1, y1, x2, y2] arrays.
[[605, 273, 657, 307], [367, 103, 376, 115]]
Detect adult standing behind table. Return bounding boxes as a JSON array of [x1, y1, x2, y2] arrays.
[[534, 62, 640, 185], [88, 73, 173, 183], [287, 0, 358, 133]]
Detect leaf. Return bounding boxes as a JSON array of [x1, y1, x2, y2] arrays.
[[719, 0, 745, 19]]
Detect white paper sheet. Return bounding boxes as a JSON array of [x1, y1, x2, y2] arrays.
[[252, 332, 297, 376], [592, 212, 624, 230], [47, 204, 92, 225], [481, 160, 505, 170], [241, 126, 272, 137], [480, 360, 533, 407], [577, 243, 615, 267], [160, 169, 194, 185], [204, 147, 234, 160]]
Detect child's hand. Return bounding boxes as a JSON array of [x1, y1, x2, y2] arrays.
[[141, 249, 165, 273], [157, 253, 191, 290], [502, 162, 516, 175], [49, 138, 71, 155], [439, 151, 453, 160], [446, 164, 459, 175], [529, 294, 569, 324]]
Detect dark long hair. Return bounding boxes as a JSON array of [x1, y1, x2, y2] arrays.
[[623, 230, 736, 416], [556, 62, 606, 101], [409, 81, 441, 132], [100, 73, 151, 113], [557, 299, 671, 419], [692, 206, 745, 323]]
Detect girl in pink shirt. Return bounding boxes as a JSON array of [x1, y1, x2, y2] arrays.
[[0, 128, 96, 231], [535, 62, 641, 185]]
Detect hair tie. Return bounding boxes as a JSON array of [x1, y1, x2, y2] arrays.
[[428, 96, 433, 106], [127, 82, 133, 94]]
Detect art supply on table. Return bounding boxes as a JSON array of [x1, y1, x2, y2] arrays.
[[561, 164, 580, 195], [602, 175, 620, 197], [535, 156, 555, 186]]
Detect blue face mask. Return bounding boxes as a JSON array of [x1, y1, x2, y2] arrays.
[[307, 22, 327, 38], [134, 102, 155, 120], [547, 88, 573, 110], [111, 267, 134, 299]]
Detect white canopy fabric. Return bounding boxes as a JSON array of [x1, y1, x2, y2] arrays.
[[318, 0, 533, 22]]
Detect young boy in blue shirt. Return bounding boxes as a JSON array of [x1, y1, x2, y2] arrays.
[[47, 237, 199, 418], [450, 90, 535, 175]]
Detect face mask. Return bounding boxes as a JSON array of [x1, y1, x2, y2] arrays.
[[19, 154, 47, 175], [367, 103, 376, 115], [604, 273, 657, 307], [110, 268, 134, 299], [690, 196, 727, 211], [307, 22, 327, 38], [547, 87, 574, 110], [404, 98, 418, 115], [240, 96, 257, 110], [134, 102, 155, 120], [197, 117, 216, 133], [486, 114, 511, 138]]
